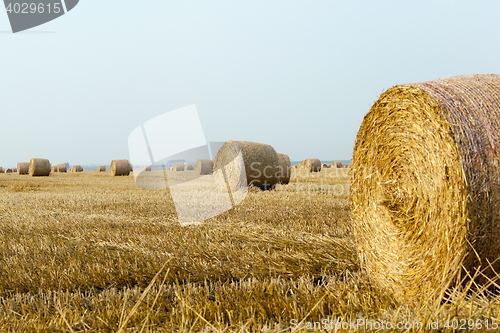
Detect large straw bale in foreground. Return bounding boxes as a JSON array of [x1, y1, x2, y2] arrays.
[[351, 74, 500, 303], [298, 158, 321, 172], [29, 158, 51, 177], [57, 164, 67, 173], [195, 159, 213, 175], [214, 141, 280, 190], [110, 160, 130, 176], [17, 162, 29, 175]]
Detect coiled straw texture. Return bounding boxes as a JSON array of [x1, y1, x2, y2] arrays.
[[351, 74, 500, 303]]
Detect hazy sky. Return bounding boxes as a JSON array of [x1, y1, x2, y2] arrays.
[[1, 1, 500, 167]]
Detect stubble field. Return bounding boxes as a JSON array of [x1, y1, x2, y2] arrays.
[[0, 169, 498, 332]]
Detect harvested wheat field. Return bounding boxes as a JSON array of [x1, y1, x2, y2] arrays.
[[0, 167, 498, 332]]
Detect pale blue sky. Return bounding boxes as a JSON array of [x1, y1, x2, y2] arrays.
[[1, 1, 499, 167]]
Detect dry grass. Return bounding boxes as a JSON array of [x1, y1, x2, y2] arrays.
[[0, 169, 499, 331]]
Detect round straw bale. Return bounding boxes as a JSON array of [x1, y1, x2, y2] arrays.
[[29, 158, 51, 177], [110, 160, 130, 176], [321, 163, 330, 169], [17, 162, 29, 175], [298, 159, 321, 172], [332, 161, 343, 168], [51, 166, 57, 172], [0, 167, 4, 173], [12, 168, 17, 173], [143, 165, 152, 171], [214, 140, 280, 190], [5, 168, 12, 173], [184, 164, 194, 171], [72, 165, 83, 173], [57, 164, 67, 173], [129, 163, 133, 172], [351, 74, 500, 303], [276, 153, 291, 184], [195, 159, 213, 175], [173, 162, 184, 171], [97, 165, 106, 172]]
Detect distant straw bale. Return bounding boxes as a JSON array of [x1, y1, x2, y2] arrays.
[[351, 74, 500, 303], [276, 153, 291, 185], [29, 158, 51, 177], [110, 160, 130, 176], [12, 168, 17, 173], [0, 167, 4, 173], [97, 165, 106, 172], [57, 164, 67, 173], [321, 163, 330, 169], [214, 140, 280, 190], [52, 166, 57, 172], [17, 162, 29, 175], [184, 164, 194, 171], [195, 159, 213, 175], [333, 161, 343, 168], [143, 165, 152, 172], [129, 163, 133, 172], [5, 168, 12, 173], [72, 165, 83, 173], [173, 162, 184, 171], [298, 159, 321, 172]]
